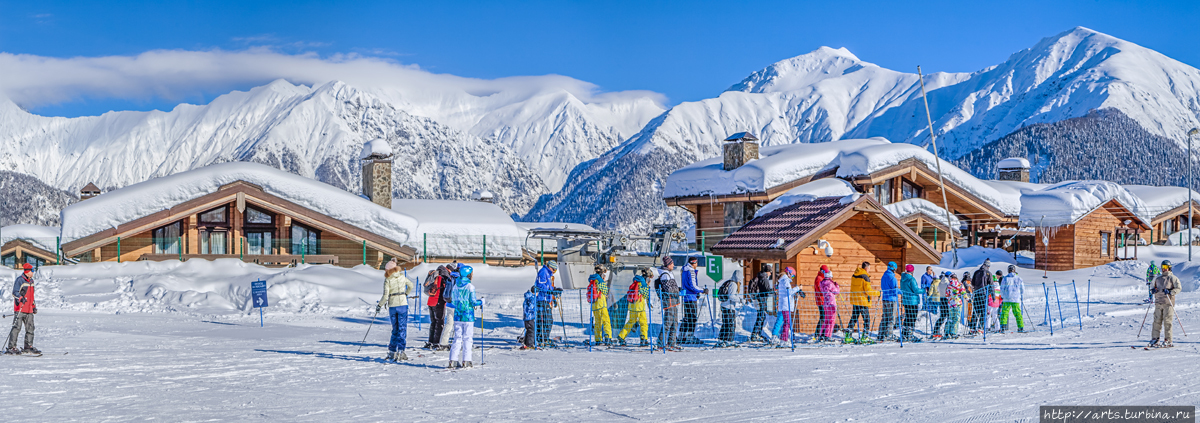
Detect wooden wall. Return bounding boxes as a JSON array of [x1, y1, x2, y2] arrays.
[[1034, 225, 1076, 272], [1072, 204, 1126, 269], [695, 203, 726, 250], [100, 231, 155, 263]]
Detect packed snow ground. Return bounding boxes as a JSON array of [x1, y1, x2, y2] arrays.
[[3, 250, 1200, 420]]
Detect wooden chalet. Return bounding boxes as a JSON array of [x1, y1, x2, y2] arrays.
[[711, 195, 941, 333], [1146, 200, 1199, 245], [2, 239, 57, 269], [1034, 199, 1150, 271], [60, 180, 418, 268]]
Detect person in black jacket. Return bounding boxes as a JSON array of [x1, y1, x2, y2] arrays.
[[749, 264, 774, 342], [968, 259, 991, 333], [656, 257, 682, 350], [424, 265, 450, 350]]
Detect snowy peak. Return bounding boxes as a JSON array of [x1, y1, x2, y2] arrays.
[[727, 46, 868, 94]]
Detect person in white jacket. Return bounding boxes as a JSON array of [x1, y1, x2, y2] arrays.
[[376, 259, 416, 361], [770, 267, 805, 344], [998, 265, 1026, 333]]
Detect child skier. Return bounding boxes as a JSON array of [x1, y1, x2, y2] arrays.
[[519, 286, 537, 350], [1145, 261, 1159, 304], [587, 265, 612, 345], [941, 274, 967, 339], [616, 268, 652, 347], [771, 267, 804, 345], [986, 280, 1002, 333], [817, 266, 840, 342], [448, 264, 483, 369]]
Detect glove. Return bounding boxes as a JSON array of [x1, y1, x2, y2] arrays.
[[702, 288, 710, 295], [798, 290, 806, 299], [1151, 288, 1159, 294], [375, 305, 381, 313], [477, 299, 485, 307], [32, 306, 36, 315]]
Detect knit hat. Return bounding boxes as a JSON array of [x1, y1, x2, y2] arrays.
[[547, 260, 558, 271], [22, 263, 33, 270], [662, 256, 674, 267], [904, 264, 914, 272], [784, 266, 795, 276], [384, 259, 397, 271]]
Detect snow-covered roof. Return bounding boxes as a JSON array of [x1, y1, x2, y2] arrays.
[[724, 132, 759, 142], [360, 138, 394, 159], [755, 178, 858, 217], [883, 199, 962, 232], [391, 199, 528, 257], [1, 225, 59, 252], [1019, 180, 1151, 227], [60, 162, 419, 245], [997, 158, 1031, 169], [1122, 185, 1200, 220], [663, 138, 889, 198], [834, 143, 1021, 215]]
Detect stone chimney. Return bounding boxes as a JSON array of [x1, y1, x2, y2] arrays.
[[80, 182, 102, 200], [723, 132, 760, 171], [360, 139, 394, 208], [472, 189, 495, 203], [996, 158, 1031, 183]]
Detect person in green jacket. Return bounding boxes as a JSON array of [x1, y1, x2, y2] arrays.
[[899, 264, 923, 342]]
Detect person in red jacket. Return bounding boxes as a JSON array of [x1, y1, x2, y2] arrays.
[[7, 263, 39, 355]]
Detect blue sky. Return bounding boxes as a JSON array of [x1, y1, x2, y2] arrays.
[[2, 0, 1198, 117]]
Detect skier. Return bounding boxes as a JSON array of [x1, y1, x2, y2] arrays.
[[376, 259, 416, 361], [679, 256, 705, 345], [656, 257, 682, 351], [876, 262, 900, 342], [534, 260, 558, 347], [519, 286, 537, 350], [942, 273, 967, 339], [770, 267, 803, 345], [1144, 261, 1160, 304], [920, 266, 936, 312], [750, 264, 774, 342], [616, 268, 652, 347], [7, 263, 38, 355], [986, 280, 1002, 333], [1148, 260, 1182, 348], [816, 266, 840, 342], [448, 264, 483, 369], [424, 265, 450, 350], [847, 262, 878, 343], [587, 265, 612, 346], [999, 265, 1025, 333], [717, 270, 743, 346], [930, 272, 951, 338], [899, 264, 922, 342], [968, 259, 991, 333], [437, 264, 457, 351]]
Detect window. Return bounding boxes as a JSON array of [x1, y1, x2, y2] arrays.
[[2, 253, 15, 268], [291, 224, 319, 255], [153, 222, 182, 254], [201, 230, 227, 254], [245, 207, 273, 224], [873, 179, 893, 205], [199, 207, 227, 224], [246, 232, 273, 255], [901, 179, 923, 201], [24, 255, 44, 268], [1100, 232, 1110, 257], [1164, 219, 1175, 235]]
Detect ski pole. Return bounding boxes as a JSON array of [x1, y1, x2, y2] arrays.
[[479, 302, 484, 365], [1169, 294, 1187, 337], [1137, 299, 1153, 339], [357, 307, 382, 353]]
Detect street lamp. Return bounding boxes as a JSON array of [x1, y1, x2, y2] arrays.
[[1188, 128, 1198, 261]]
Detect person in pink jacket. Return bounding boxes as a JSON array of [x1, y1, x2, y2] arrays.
[[817, 265, 841, 341]]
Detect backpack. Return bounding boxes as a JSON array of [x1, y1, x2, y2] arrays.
[[717, 279, 734, 302], [627, 279, 642, 303], [422, 271, 439, 296], [587, 275, 601, 303], [441, 275, 455, 302]]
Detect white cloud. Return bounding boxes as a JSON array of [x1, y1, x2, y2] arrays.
[[0, 49, 666, 125]]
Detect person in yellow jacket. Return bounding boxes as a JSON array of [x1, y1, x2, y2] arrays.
[[846, 262, 880, 343], [617, 268, 653, 347], [376, 259, 416, 362], [587, 265, 613, 345]]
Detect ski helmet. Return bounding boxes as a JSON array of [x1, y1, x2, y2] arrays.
[[1161, 260, 1172, 270], [458, 264, 473, 279], [887, 262, 897, 271], [784, 266, 795, 276], [1008, 265, 1016, 273]]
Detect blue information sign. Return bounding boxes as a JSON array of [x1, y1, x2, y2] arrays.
[[251, 280, 269, 308]]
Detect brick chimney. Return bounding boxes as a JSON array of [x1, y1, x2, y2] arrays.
[[723, 132, 760, 171], [360, 139, 394, 208]]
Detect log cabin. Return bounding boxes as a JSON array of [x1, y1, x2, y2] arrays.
[[1, 225, 60, 268], [710, 194, 941, 333], [1021, 182, 1152, 271]]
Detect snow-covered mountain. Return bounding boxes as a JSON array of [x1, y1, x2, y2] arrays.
[[0, 77, 662, 221], [526, 27, 1200, 232]]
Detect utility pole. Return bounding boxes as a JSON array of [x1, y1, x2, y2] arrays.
[[1188, 128, 1197, 262]]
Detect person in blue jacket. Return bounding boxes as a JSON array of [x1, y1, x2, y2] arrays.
[[448, 264, 483, 369], [519, 286, 537, 350], [679, 256, 706, 345], [534, 261, 558, 347], [899, 264, 923, 342], [875, 262, 900, 342], [919, 266, 935, 312]]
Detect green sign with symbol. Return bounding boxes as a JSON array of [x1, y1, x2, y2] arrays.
[[705, 255, 723, 282]]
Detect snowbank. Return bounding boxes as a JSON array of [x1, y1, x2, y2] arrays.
[[1164, 228, 1200, 246], [392, 199, 528, 258], [835, 143, 1021, 215], [662, 138, 888, 198], [937, 246, 1018, 269], [1018, 180, 1151, 227], [883, 198, 962, 231], [59, 162, 419, 245], [1, 224, 60, 251], [755, 178, 857, 217]]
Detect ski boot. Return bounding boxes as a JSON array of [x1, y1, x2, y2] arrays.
[[447, 360, 459, 369], [423, 342, 433, 349], [1162, 339, 1174, 348], [638, 338, 649, 347], [4, 347, 20, 355], [385, 352, 396, 362], [616, 337, 627, 346], [464, 361, 473, 368], [22, 346, 39, 355], [1147, 338, 1160, 348], [397, 351, 409, 361]]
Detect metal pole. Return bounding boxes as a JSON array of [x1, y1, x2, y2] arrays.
[[1043, 283, 1053, 336], [917, 66, 959, 267], [423, 233, 427, 263], [539, 239, 544, 266], [1086, 279, 1092, 316], [117, 237, 121, 263], [56, 236, 60, 265], [1187, 128, 1196, 261], [178, 236, 182, 261], [1053, 282, 1064, 330], [483, 235, 487, 265], [362, 240, 366, 266], [700, 231, 705, 252], [260, 306, 264, 327], [1072, 281, 1082, 330]]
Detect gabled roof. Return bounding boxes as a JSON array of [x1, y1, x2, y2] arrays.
[[724, 132, 759, 142], [711, 195, 941, 263], [80, 182, 101, 193]]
